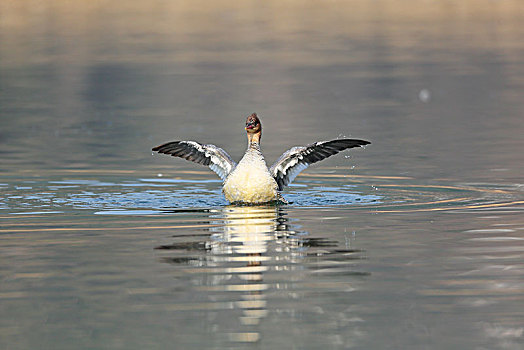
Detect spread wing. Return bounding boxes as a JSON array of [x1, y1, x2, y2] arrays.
[[152, 141, 236, 181], [269, 139, 370, 190]]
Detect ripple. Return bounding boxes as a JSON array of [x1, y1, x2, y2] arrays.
[[0, 174, 521, 214]]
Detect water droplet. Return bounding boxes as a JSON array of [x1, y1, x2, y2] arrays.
[[419, 89, 431, 103]]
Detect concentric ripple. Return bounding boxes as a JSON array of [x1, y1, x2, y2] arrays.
[[0, 172, 522, 215]]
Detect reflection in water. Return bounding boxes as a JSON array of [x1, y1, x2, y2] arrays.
[[156, 205, 366, 344], [210, 206, 277, 342]]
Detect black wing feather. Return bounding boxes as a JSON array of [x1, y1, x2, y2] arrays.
[[152, 140, 236, 180], [270, 139, 370, 191]]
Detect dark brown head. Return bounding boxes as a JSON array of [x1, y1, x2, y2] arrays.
[[245, 113, 261, 145], [245, 113, 261, 134]]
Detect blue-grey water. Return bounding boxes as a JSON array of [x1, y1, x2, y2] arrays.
[[1, 1, 523, 349]]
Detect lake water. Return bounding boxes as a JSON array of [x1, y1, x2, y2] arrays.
[[1, 1, 523, 349]]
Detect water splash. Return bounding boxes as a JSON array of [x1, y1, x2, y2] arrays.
[[1, 175, 521, 215]]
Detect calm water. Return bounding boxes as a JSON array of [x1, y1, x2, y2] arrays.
[[1, 1, 524, 349]]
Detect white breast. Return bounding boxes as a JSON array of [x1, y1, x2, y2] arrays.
[[222, 148, 278, 203]]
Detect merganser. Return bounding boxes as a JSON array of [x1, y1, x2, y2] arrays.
[[152, 113, 370, 204]]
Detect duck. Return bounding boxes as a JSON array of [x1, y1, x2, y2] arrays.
[[152, 113, 370, 204]]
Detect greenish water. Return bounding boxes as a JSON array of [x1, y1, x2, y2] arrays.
[[1, 1, 523, 349]]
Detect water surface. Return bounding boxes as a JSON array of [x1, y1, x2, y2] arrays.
[[1, 1, 523, 349]]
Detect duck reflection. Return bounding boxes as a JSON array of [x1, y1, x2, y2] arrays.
[[156, 205, 366, 344], [211, 206, 278, 332]]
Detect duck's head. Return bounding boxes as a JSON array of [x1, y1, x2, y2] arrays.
[[245, 113, 261, 134], [245, 113, 262, 145]]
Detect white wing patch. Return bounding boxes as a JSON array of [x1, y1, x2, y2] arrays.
[[152, 140, 237, 181], [270, 139, 370, 190]]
